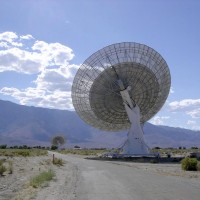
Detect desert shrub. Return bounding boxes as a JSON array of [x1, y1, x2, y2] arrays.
[[0, 144, 7, 149], [30, 169, 55, 188], [154, 147, 161, 149], [33, 149, 48, 156], [60, 149, 108, 156], [0, 159, 4, 166], [53, 157, 64, 166], [17, 150, 30, 157], [181, 157, 198, 171], [191, 147, 198, 149], [0, 149, 47, 157], [0, 165, 6, 176], [51, 145, 58, 150], [7, 160, 13, 174]]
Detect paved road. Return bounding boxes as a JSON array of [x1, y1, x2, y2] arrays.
[[51, 152, 200, 200]]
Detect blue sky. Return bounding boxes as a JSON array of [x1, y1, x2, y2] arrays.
[[0, 0, 200, 130]]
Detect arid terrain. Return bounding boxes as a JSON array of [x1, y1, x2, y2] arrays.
[[0, 152, 77, 200], [0, 151, 200, 200]]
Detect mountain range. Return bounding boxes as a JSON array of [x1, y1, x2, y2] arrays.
[[0, 99, 200, 148]]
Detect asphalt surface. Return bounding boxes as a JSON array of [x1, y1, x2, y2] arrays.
[[51, 153, 200, 200]]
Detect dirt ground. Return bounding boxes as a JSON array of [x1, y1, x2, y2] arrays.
[[0, 152, 199, 200], [0, 153, 77, 200]]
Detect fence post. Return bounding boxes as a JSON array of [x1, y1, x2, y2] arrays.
[[53, 154, 55, 164]]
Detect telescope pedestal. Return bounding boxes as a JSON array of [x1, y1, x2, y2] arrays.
[[121, 104, 149, 155], [120, 88, 149, 155]]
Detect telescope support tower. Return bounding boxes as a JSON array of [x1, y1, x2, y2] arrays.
[[119, 86, 149, 155], [72, 42, 171, 155]]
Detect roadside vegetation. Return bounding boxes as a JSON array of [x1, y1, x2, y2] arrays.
[[0, 146, 48, 178], [53, 157, 64, 166], [0, 159, 13, 176], [181, 157, 200, 171], [59, 148, 109, 156], [150, 147, 200, 157], [0, 160, 6, 176], [30, 169, 55, 188], [0, 149, 48, 157]]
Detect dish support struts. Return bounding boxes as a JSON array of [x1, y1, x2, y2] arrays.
[[118, 80, 149, 155]]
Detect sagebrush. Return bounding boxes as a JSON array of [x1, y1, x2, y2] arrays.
[[181, 157, 198, 171], [30, 169, 55, 188], [53, 157, 64, 166]]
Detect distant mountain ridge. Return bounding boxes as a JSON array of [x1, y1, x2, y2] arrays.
[[0, 100, 200, 148]]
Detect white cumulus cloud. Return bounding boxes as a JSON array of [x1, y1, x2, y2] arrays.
[[187, 108, 200, 119], [20, 34, 34, 40], [169, 99, 200, 119], [0, 31, 79, 110], [0, 47, 44, 74], [170, 87, 175, 94], [0, 86, 74, 110], [187, 120, 196, 125], [0, 31, 22, 47], [32, 41, 74, 66], [0, 32, 75, 74], [0, 32, 18, 43], [150, 116, 170, 125], [35, 64, 79, 92]]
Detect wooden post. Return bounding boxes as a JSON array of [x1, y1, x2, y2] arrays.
[[53, 154, 55, 164]]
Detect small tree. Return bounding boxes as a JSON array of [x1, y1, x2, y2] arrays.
[[0, 144, 7, 149], [51, 145, 58, 150], [181, 158, 198, 171], [51, 135, 66, 150], [191, 147, 198, 149]]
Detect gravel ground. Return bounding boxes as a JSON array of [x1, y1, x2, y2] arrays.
[[106, 161, 200, 179], [0, 152, 199, 200], [0, 155, 51, 200], [0, 152, 77, 200]]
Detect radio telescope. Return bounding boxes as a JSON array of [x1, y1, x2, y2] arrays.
[[72, 42, 171, 155], [51, 135, 66, 149]]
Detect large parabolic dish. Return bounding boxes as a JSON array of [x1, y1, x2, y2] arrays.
[[72, 42, 171, 132]]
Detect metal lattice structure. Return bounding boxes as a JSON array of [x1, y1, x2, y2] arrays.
[[72, 42, 171, 131], [51, 135, 66, 147]]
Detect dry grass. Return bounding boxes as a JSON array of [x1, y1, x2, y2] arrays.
[[0, 149, 48, 157], [30, 169, 55, 188], [150, 148, 200, 157], [0, 164, 6, 176], [59, 149, 108, 156], [53, 157, 64, 166]]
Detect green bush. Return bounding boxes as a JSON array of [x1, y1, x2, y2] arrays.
[[181, 157, 198, 171], [30, 169, 55, 188], [0, 165, 6, 176], [17, 150, 30, 157], [0, 159, 4, 166], [0, 144, 7, 149], [7, 160, 13, 174], [53, 157, 64, 166], [51, 145, 58, 150], [0, 149, 47, 157]]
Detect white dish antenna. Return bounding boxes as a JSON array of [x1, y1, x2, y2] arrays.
[[72, 42, 171, 155]]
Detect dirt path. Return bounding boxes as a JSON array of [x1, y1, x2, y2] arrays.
[[1, 152, 200, 200], [0, 155, 50, 200], [0, 152, 78, 200], [35, 151, 78, 200]]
